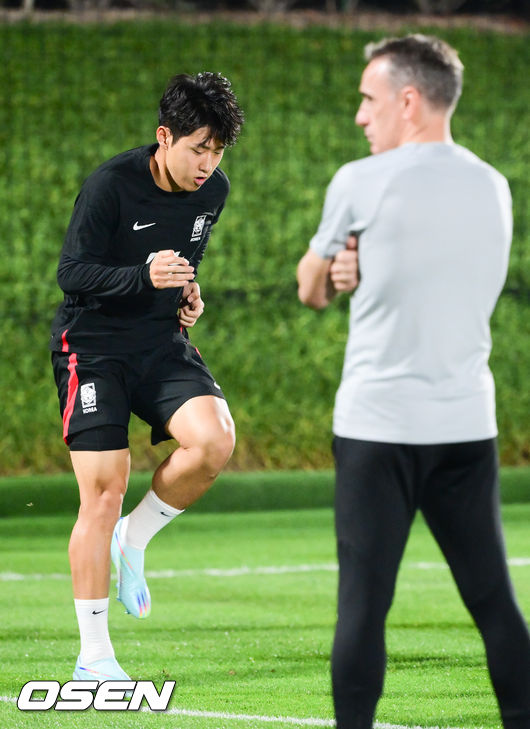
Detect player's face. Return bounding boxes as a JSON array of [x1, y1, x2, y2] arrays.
[[355, 57, 405, 155], [164, 127, 225, 192]]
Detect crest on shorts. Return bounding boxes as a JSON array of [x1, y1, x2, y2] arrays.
[[81, 383, 97, 414]]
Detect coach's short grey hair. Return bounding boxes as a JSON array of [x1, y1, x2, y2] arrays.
[[364, 35, 464, 111]]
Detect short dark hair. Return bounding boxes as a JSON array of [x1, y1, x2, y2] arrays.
[[158, 72, 244, 146], [365, 34, 464, 111]]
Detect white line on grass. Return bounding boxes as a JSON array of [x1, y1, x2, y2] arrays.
[[1, 557, 529, 582], [0, 696, 471, 728], [144, 707, 469, 728], [144, 706, 335, 726]]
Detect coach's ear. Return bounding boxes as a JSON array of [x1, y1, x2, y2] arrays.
[[400, 85, 421, 121]]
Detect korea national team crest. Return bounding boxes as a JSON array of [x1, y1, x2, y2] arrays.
[[190, 214, 207, 243], [80, 383, 97, 414]]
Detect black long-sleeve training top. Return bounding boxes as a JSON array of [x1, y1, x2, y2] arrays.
[[49, 144, 229, 354]]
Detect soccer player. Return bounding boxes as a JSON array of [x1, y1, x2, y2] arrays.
[[50, 72, 244, 682], [297, 35, 530, 728]]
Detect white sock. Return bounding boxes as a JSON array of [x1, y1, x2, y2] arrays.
[[123, 490, 184, 550], [74, 598, 114, 665]]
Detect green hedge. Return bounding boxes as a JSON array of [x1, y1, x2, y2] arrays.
[[0, 21, 528, 475], [0, 466, 529, 518]]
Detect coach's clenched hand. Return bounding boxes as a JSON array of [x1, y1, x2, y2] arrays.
[[330, 235, 359, 293], [149, 250, 195, 289]]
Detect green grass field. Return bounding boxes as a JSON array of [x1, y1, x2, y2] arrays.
[[1, 503, 529, 729]]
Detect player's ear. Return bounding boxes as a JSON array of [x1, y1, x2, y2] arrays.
[[156, 126, 172, 149]]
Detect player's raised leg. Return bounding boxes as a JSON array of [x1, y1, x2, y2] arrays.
[[69, 447, 131, 681], [155, 395, 236, 508], [112, 395, 235, 618]]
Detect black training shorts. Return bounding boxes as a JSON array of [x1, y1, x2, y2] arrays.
[[51, 332, 225, 450]]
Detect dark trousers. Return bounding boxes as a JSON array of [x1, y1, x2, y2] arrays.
[[332, 437, 530, 729]]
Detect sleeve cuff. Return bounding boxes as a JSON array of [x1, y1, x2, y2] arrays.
[[141, 263, 155, 289]]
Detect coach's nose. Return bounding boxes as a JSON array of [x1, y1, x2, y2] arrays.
[[355, 102, 368, 128]]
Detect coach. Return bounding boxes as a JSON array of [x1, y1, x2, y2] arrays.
[[297, 34, 530, 729]]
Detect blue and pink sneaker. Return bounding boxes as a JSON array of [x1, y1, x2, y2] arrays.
[[73, 655, 131, 682], [111, 517, 151, 619]]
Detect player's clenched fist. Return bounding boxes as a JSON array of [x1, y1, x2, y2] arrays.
[[178, 282, 205, 328], [149, 249, 195, 289], [330, 235, 359, 293]]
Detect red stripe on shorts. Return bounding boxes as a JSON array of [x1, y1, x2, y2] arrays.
[[63, 352, 79, 444], [61, 329, 69, 353]]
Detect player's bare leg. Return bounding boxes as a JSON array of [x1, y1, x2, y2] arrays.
[[154, 395, 235, 508], [69, 448, 130, 598], [69, 448, 131, 681], [113, 395, 235, 619]]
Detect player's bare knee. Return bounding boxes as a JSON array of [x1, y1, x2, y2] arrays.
[[219, 417, 236, 463], [206, 434, 235, 474], [200, 425, 235, 478], [81, 487, 124, 530], [98, 488, 124, 516]]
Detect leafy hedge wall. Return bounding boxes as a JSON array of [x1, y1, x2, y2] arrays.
[[0, 21, 528, 475]]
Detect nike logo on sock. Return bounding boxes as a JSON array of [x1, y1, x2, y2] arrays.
[[160, 511, 173, 517], [91, 609, 107, 615]]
